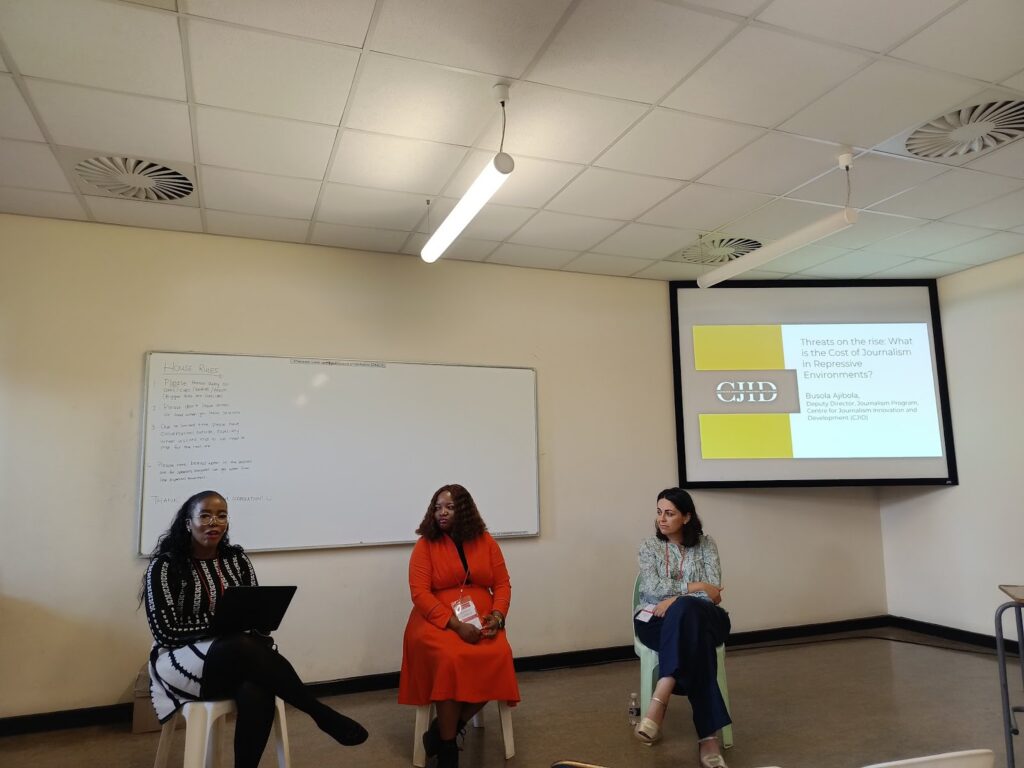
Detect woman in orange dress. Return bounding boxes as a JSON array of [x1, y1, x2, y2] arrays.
[[399, 484, 520, 768]]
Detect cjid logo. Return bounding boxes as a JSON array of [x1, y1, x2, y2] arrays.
[[715, 381, 778, 403]]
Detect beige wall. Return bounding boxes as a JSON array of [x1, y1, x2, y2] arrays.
[[881, 252, 1024, 637], [0, 214, 886, 717]]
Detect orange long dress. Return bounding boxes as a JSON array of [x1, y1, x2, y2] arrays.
[[398, 532, 520, 705]]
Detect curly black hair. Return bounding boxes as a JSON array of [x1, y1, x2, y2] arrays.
[[138, 490, 242, 603], [654, 487, 704, 548], [415, 484, 487, 543]]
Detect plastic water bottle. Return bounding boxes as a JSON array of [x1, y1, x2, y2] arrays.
[[628, 692, 640, 726]]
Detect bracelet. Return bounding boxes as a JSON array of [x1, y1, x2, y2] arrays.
[[492, 612, 505, 629]]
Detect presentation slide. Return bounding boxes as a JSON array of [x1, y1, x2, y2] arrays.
[[694, 323, 941, 460], [671, 282, 957, 487]]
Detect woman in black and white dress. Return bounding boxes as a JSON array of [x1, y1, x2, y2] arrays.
[[142, 490, 368, 768]]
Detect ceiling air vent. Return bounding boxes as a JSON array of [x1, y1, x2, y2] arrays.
[[905, 100, 1024, 159], [73, 156, 195, 201], [676, 235, 762, 265]]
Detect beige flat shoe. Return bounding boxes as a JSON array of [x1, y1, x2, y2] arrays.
[[633, 717, 661, 745], [700, 753, 728, 768]]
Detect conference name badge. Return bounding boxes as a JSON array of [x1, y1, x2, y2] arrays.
[[451, 595, 483, 629]]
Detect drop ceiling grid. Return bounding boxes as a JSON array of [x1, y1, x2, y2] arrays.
[[0, 0, 1021, 280]]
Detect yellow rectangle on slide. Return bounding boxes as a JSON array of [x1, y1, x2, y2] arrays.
[[699, 414, 793, 459], [692, 325, 784, 370]]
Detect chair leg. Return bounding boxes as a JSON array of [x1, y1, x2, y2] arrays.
[[638, 649, 658, 714], [208, 712, 226, 768], [272, 697, 291, 768], [470, 709, 484, 728], [412, 704, 433, 768], [498, 701, 515, 760], [153, 711, 178, 768], [181, 705, 212, 768], [716, 645, 733, 749]]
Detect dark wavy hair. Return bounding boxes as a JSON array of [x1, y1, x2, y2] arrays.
[[138, 490, 242, 603], [654, 487, 704, 548], [416, 484, 487, 543]]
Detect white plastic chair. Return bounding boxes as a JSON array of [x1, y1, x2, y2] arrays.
[[412, 701, 514, 767], [153, 698, 290, 768], [632, 574, 733, 749], [862, 750, 995, 768]]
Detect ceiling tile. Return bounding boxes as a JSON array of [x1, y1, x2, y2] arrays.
[[205, 210, 310, 243], [728, 199, 843, 241], [868, 257, 968, 278], [199, 165, 322, 218], [125, 0, 177, 10], [664, 27, 868, 128], [780, 60, 980, 148], [476, 82, 647, 164], [419, 199, 537, 241], [562, 252, 655, 277], [402, 233, 500, 262], [443, 150, 583, 208], [508, 210, 622, 251], [596, 109, 763, 180], [328, 132, 467, 194], [966, 138, 1024, 179], [187, 20, 359, 125], [868, 220, 994, 256], [700, 132, 839, 195], [181, 0, 376, 47], [820, 211, 926, 249], [929, 231, 1024, 264], [546, 168, 681, 220], [318, 184, 428, 230], [84, 196, 202, 231], [944, 188, 1024, 229], [196, 107, 336, 179], [0, 75, 43, 141], [310, 222, 409, 252], [631, 260, 707, 280], [685, 0, 767, 15], [892, 0, 1024, 82], [753, 244, 853, 273], [529, 0, 738, 102], [870, 168, 1024, 218], [798, 250, 912, 278], [0, 139, 71, 192], [371, 0, 572, 77], [1003, 70, 1024, 91], [639, 183, 773, 231], [487, 243, 579, 270], [27, 79, 193, 162], [344, 55, 495, 146], [732, 269, 790, 280], [788, 151, 947, 208], [756, 0, 960, 53], [591, 223, 699, 259], [0, 0, 186, 99], [0, 185, 85, 219]]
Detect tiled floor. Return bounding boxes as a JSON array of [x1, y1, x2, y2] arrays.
[[1, 629, 1018, 768]]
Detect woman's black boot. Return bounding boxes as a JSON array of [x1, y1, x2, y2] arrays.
[[437, 737, 459, 768]]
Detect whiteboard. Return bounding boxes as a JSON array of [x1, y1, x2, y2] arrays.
[[138, 352, 539, 554]]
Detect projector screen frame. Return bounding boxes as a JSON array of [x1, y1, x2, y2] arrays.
[[668, 279, 959, 489]]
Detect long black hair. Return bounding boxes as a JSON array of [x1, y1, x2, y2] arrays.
[[654, 487, 704, 548], [138, 490, 242, 603]]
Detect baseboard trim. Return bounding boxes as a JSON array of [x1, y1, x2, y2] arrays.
[[3, 613, 1015, 737]]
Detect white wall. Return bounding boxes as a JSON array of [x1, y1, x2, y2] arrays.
[[0, 214, 886, 717], [881, 252, 1024, 637]]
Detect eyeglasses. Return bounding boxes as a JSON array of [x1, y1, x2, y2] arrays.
[[195, 513, 229, 526]]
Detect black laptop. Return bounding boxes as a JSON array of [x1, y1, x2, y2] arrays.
[[212, 586, 297, 635]]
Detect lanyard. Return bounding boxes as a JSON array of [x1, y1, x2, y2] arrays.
[[664, 541, 684, 580]]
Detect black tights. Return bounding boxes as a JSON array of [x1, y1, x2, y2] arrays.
[[201, 635, 367, 768]]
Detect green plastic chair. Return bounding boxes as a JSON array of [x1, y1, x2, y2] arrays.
[[632, 574, 734, 749]]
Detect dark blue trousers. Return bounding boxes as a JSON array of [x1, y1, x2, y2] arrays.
[[634, 596, 731, 739]]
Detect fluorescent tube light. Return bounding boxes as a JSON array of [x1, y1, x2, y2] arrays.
[[696, 207, 858, 288], [420, 152, 514, 263]]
